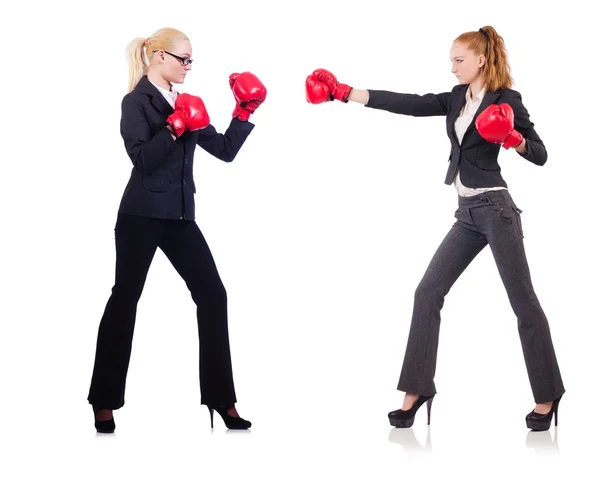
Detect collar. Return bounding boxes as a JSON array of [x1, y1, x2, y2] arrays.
[[148, 78, 178, 97], [466, 85, 486, 103]]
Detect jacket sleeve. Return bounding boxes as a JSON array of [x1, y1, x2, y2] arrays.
[[365, 89, 452, 116], [120, 94, 178, 174], [508, 90, 548, 166], [196, 117, 255, 163]]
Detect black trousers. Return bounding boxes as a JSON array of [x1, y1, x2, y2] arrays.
[[397, 190, 565, 403], [87, 214, 237, 409]]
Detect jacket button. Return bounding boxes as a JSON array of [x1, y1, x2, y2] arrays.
[[184, 158, 188, 164], [183, 180, 187, 185]]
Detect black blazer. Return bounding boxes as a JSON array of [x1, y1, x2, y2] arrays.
[[365, 84, 547, 188], [118, 76, 255, 220]]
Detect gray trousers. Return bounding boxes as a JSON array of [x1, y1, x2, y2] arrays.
[[397, 190, 565, 403]]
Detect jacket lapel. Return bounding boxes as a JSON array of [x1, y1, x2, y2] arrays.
[[135, 76, 174, 116], [448, 85, 468, 147], [463, 89, 501, 138]]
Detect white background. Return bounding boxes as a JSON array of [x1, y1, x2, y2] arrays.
[[1, 0, 598, 477]]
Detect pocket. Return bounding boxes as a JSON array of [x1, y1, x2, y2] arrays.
[[474, 145, 501, 171], [454, 207, 472, 225], [498, 205, 513, 224], [511, 205, 524, 238], [475, 154, 500, 171], [511, 205, 523, 215], [142, 176, 170, 192]]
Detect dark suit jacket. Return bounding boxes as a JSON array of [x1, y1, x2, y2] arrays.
[[118, 76, 255, 220], [365, 84, 547, 188]]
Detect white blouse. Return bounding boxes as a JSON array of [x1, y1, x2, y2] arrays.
[[453, 86, 507, 197]]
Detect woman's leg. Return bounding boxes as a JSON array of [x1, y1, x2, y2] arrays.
[[159, 220, 237, 407], [88, 214, 162, 410], [397, 213, 488, 399], [479, 194, 565, 404]]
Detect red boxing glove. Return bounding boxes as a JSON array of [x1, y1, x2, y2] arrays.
[[305, 74, 331, 104], [167, 93, 210, 137], [475, 103, 524, 149], [305, 68, 352, 104], [229, 72, 267, 121]]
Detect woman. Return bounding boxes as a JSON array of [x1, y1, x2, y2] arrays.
[[305, 25, 564, 431], [87, 27, 266, 432]]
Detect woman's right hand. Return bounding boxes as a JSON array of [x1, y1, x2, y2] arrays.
[[305, 68, 353, 104], [167, 93, 211, 137]]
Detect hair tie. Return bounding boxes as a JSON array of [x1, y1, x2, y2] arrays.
[[479, 28, 489, 38]]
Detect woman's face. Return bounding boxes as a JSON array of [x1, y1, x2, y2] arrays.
[[157, 39, 193, 85], [450, 41, 485, 84]]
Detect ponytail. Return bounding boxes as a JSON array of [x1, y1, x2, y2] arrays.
[[125, 37, 148, 93]]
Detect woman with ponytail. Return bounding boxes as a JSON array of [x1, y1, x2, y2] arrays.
[[88, 27, 267, 432], [306, 26, 564, 430]]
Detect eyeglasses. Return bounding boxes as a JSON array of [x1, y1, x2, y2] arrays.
[[155, 50, 194, 66]]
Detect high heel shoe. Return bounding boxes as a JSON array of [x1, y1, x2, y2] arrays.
[[388, 394, 435, 428], [92, 405, 115, 433], [526, 395, 562, 431], [206, 405, 251, 430]]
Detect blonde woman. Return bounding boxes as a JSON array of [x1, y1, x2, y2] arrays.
[[88, 27, 266, 432]]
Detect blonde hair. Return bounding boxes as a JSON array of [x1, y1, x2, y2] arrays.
[[125, 27, 190, 93], [454, 25, 513, 92]]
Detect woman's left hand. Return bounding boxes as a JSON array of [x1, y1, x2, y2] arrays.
[[476, 103, 524, 150]]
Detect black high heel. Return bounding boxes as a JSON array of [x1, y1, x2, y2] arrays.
[[388, 394, 435, 428], [526, 395, 562, 431], [207, 405, 251, 430], [92, 405, 115, 433]]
